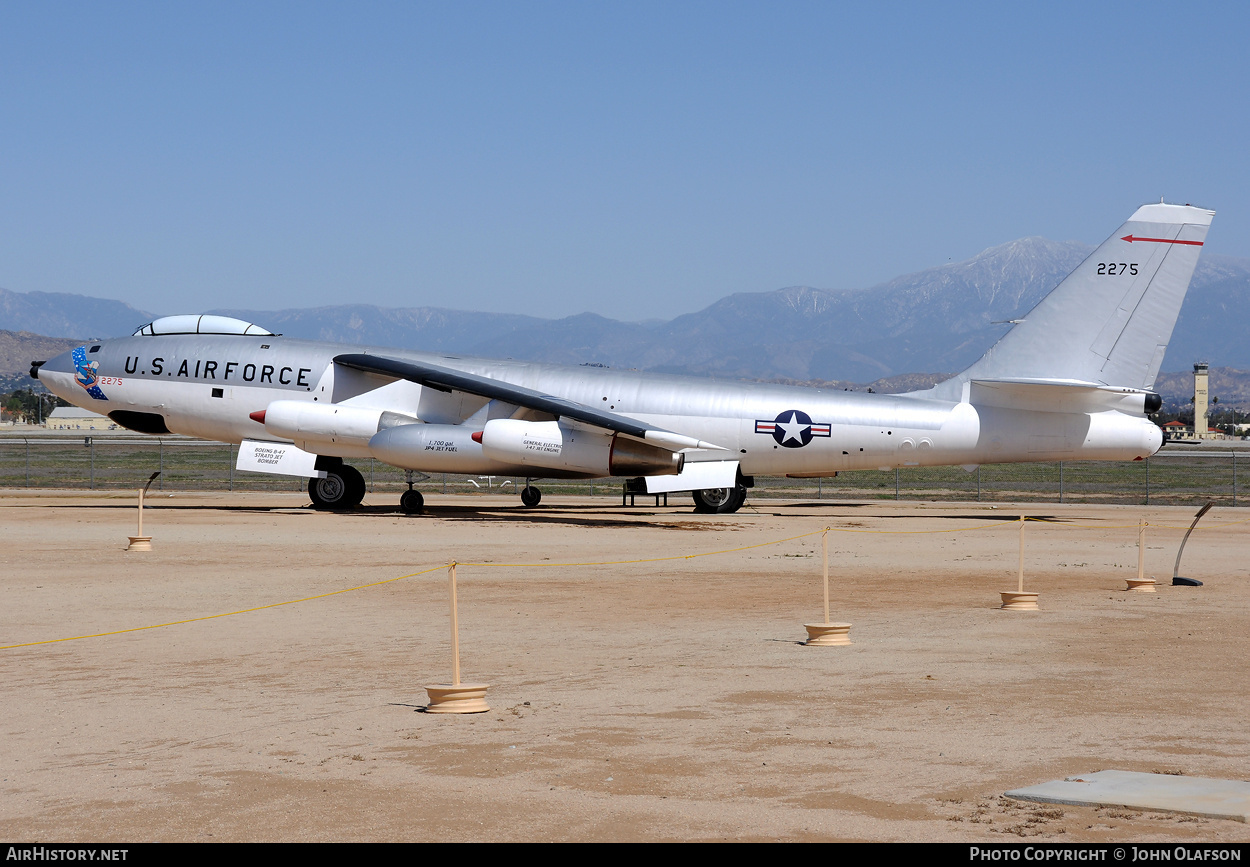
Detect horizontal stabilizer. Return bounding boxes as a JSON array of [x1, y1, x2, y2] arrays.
[[968, 378, 1159, 415]]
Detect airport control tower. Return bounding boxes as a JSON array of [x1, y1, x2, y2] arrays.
[[1194, 361, 1209, 437]]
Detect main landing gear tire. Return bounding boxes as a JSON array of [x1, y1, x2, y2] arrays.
[[520, 486, 542, 508], [692, 484, 747, 514], [309, 464, 366, 511], [400, 489, 425, 514]]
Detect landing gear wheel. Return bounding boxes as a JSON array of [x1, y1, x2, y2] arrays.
[[692, 484, 747, 514], [309, 464, 366, 510], [400, 489, 425, 514], [520, 486, 542, 508]]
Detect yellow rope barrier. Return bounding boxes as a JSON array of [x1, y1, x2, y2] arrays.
[[456, 518, 1030, 568], [7, 508, 1246, 651], [2, 520, 1012, 650], [1018, 514, 1250, 531], [1, 564, 448, 650]]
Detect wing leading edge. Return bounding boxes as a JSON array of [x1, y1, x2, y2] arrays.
[[332, 353, 727, 452]]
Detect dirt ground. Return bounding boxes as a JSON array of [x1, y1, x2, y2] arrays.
[[2, 489, 1248, 842]]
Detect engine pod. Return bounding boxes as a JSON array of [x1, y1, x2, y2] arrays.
[[478, 419, 682, 476], [261, 399, 417, 448]]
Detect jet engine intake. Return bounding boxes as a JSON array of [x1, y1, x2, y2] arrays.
[[477, 419, 683, 476]]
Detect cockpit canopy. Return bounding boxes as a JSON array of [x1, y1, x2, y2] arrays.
[[133, 315, 276, 337]]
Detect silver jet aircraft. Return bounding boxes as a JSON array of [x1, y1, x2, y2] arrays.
[[33, 202, 1213, 514]]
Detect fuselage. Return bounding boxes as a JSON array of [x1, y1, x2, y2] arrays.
[[36, 328, 1163, 479]]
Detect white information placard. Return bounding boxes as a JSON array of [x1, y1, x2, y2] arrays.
[[236, 439, 326, 478], [644, 460, 738, 493]]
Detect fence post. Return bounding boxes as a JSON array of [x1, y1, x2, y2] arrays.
[[229, 443, 234, 491], [159, 440, 164, 490], [25, 437, 30, 488], [1059, 461, 1065, 504], [369, 458, 374, 493], [977, 465, 981, 501], [894, 467, 899, 500], [89, 437, 94, 490], [1233, 451, 1238, 507], [1145, 457, 1150, 506]]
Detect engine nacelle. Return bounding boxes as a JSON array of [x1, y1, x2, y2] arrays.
[[477, 419, 683, 476], [259, 400, 417, 448]]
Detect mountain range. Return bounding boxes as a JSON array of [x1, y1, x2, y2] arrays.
[[2, 236, 1247, 389]]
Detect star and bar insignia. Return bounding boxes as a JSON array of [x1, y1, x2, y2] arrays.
[[755, 409, 830, 448]]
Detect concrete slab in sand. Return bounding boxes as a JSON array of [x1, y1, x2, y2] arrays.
[[1007, 770, 1250, 822]]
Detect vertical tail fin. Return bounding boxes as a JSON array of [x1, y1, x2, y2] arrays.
[[928, 202, 1214, 399]]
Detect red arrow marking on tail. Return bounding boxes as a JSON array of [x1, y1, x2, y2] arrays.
[[1121, 235, 1204, 246]]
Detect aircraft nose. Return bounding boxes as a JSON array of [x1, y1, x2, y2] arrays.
[[34, 348, 81, 401], [37, 348, 76, 378]]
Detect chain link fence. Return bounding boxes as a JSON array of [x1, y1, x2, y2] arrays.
[[0, 434, 1244, 507]]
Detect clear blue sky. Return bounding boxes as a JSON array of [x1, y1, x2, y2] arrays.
[[2, 1, 1246, 321]]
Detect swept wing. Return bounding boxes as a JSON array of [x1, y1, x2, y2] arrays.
[[332, 352, 727, 453]]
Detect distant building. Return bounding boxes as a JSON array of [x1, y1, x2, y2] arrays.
[[45, 407, 117, 430], [1161, 419, 1229, 442]]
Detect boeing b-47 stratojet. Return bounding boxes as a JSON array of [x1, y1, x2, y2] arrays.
[[33, 202, 1213, 514]]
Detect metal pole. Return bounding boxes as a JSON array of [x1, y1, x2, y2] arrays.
[[229, 444, 234, 491], [894, 467, 899, 500], [1173, 502, 1214, 580], [159, 440, 164, 490], [25, 438, 30, 488], [369, 458, 374, 493], [818, 477, 822, 499], [1145, 457, 1150, 506], [1059, 462, 1064, 504], [1234, 451, 1238, 507], [977, 465, 981, 501], [89, 438, 94, 490]]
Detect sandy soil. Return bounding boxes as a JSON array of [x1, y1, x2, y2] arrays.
[[1, 489, 1248, 842]]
